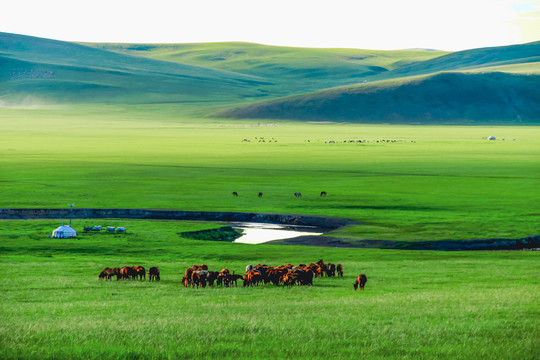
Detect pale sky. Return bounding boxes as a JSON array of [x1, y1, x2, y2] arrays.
[[1, 0, 539, 50]]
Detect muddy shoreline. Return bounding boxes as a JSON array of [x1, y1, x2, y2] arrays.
[[0, 208, 354, 231], [273, 235, 540, 251], [1, 208, 537, 251]]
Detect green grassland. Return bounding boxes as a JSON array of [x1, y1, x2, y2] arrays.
[[1, 219, 538, 359], [1, 33, 539, 359], [1, 106, 538, 242]]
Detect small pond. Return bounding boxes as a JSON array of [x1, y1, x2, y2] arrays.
[[231, 222, 323, 244]]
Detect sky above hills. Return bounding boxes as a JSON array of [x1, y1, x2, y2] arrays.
[[1, 0, 539, 50]]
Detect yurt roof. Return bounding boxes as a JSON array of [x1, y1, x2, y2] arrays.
[[53, 225, 76, 232]]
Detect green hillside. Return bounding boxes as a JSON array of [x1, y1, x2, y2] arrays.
[[220, 71, 540, 124], [380, 41, 540, 79], [2, 33, 538, 123], [0, 32, 269, 105], [88, 42, 448, 95]]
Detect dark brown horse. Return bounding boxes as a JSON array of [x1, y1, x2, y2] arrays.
[[258, 192, 263, 198], [134, 266, 146, 280], [232, 192, 238, 197], [120, 266, 138, 280], [320, 191, 327, 197], [354, 274, 368, 290], [191, 270, 208, 288], [148, 267, 160, 281]]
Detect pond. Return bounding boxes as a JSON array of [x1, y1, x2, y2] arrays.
[[231, 222, 323, 244]]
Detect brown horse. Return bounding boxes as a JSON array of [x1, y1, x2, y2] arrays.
[[134, 266, 146, 280], [120, 266, 138, 280], [336, 264, 343, 277], [320, 191, 327, 197], [226, 273, 244, 287], [353, 274, 368, 290], [182, 267, 194, 287], [98, 267, 121, 280], [258, 192, 263, 198], [148, 267, 160, 281], [191, 270, 208, 288], [232, 192, 238, 197]]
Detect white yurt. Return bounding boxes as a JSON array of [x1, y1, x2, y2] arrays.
[[488, 136, 496, 140], [52, 225, 77, 238]]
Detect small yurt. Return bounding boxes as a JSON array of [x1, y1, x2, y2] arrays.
[[488, 136, 496, 140], [52, 225, 77, 238]]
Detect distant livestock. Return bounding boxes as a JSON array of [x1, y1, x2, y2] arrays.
[[232, 192, 238, 197], [294, 192, 302, 198], [353, 274, 368, 290], [320, 191, 327, 197], [258, 192, 263, 198]]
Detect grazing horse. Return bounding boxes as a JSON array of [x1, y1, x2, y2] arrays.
[[308, 263, 323, 278], [217, 268, 230, 286], [134, 266, 146, 280], [336, 264, 343, 277], [353, 274, 368, 290], [98, 267, 121, 280], [294, 192, 302, 198], [258, 192, 263, 198], [182, 267, 194, 287], [206, 271, 220, 287], [148, 267, 160, 281], [191, 270, 208, 288], [227, 273, 244, 287], [245, 264, 253, 273], [325, 263, 336, 277], [120, 266, 138, 280], [232, 192, 238, 197], [320, 191, 327, 197]]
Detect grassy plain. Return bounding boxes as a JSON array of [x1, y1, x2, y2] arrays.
[[1, 219, 538, 359], [0, 105, 538, 242]]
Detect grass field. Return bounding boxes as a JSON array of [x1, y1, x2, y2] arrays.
[[1, 105, 538, 242], [1, 219, 538, 359], [1, 33, 539, 359]]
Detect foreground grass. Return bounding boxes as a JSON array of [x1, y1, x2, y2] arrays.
[[0, 220, 538, 359], [1, 105, 539, 241]]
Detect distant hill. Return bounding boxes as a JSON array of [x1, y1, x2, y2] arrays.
[[87, 42, 447, 96], [219, 72, 540, 124], [2, 33, 538, 124], [379, 41, 540, 80], [0, 32, 269, 105], [218, 42, 540, 124]]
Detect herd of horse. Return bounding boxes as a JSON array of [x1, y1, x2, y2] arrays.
[[99, 260, 367, 290], [180, 259, 367, 290], [233, 191, 327, 197], [98, 266, 160, 281]]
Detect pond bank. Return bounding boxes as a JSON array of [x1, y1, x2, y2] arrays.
[[274, 235, 540, 251], [1, 208, 537, 250]]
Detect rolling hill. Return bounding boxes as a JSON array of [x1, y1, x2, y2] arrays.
[[1, 32, 538, 124], [87, 42, 448, 95], [218, 71, 540, 124], [0, 32, 270, 105]]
